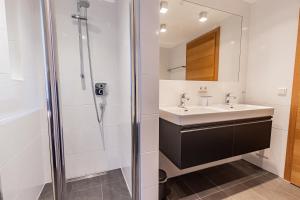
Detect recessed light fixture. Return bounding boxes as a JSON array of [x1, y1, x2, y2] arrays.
[[160, 24, 167, 33], [160, 1, 168, 14], [199, 11, 208, 23]]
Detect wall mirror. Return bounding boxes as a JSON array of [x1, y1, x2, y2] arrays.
[[159, 0, 243, 81]]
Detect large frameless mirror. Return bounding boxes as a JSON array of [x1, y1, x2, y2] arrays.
[[159, 0, 243, 81]]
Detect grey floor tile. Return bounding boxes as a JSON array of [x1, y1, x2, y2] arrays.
[[166, 178, 199, 200], [102, 180, 131, 200], [203, 163, 258, 189], [38, 168, 131, 200], [229, 160, 267, 177], [39, 183, 54, 200], [68, 177, 102, 192], [222, 183, 266, 200], [180, 172, 220, 198], [100, 169, 124, 185], [242, 173, 299, 200], [200, 191, 228, 200], [68, 186, 102, 200], [166, 160, 300, 200]]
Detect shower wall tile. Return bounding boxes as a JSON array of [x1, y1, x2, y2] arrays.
[[140, 0, 160, 78], [0, 110, 45, 200], [141, 75, 159, 115], [141, 152, 159, 188], [0, 110, 40, 167], [243, 0, 300, 178], [140, 115, 159, 154], [65, 148, 121, 179], [0, 1, 47, 199], [55, 0, 129, 180], [140, 0, 160, 198], [141, 185, 159, 200], [159, 80, 244, 107]]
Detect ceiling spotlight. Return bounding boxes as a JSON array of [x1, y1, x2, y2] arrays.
[[160, 1, 168, 14], [199, 11, 208, 23], [160, 24, 167, 33]]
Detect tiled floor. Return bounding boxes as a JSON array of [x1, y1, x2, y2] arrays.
[[39, 169, 131, 200], [166, 160, 300, 200]]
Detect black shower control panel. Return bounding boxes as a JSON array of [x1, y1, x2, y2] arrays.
[[95, 83, 107, 96]]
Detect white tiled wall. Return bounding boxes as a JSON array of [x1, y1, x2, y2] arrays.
[[117, 0, 132, 191], [54, 0, 133, 180], [140, 0, 160, 199], [243, 0, 300, 178], [0, 110, 45, 200], [160, 80, 244, 107], [0, 0, 47, 199], [0, 0, 10, 74]]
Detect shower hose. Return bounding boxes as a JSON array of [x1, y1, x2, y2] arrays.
[[76, 14, 106, 151]]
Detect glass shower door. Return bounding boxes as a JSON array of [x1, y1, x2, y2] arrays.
[[39, 0, 137, 199]]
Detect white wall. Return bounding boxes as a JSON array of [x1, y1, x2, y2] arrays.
[[54, 0, 127, 179], [0, 0, 47, 199], [117, 0, 132, 193], [0, 0, 10, 74], [219, 15, 242, 81], [243, 0, 300, 178], [159, 0, 250, 178], [160, 80, 243, 107], [162, 44, 186, 80], [140, 0, 160, 199]]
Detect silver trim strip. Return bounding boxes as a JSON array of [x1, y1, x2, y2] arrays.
[[40, 1, 66, 200], [131, 0, 141, 199], [180, 120, 272, 133]]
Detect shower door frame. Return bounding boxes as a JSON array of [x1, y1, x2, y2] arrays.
[[40, 0, 142, 199]]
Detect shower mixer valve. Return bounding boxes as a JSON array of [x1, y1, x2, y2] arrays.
[[95, 83, 107, 96]]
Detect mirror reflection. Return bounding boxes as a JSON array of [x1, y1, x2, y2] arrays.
[[159, 0, 243, 81]]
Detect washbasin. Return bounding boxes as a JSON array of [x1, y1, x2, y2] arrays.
[[159, 104, 274, 125], [159, 106, 224, 115], [211, 104, 273, 111]]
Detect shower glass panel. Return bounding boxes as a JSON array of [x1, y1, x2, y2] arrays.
[[0, 0, 135, 199], [38, 0, 134, 199], [0, 0, 56, 199]]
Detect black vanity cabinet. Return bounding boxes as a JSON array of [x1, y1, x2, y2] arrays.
[[233, 120, 272, 156], [159, 117, 272, 169]]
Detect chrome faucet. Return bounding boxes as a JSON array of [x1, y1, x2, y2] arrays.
[[179, 93, 190, 109], [225, 93, 237, 105]]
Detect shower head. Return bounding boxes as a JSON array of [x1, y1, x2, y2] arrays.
[[78, 0, 90, 9], [72, 0, 90, 20]]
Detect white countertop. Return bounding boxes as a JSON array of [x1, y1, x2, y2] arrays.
[[159, 104, 274, 126]]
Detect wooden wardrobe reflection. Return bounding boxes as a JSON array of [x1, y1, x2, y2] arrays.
[[186, 27, 220, 81]]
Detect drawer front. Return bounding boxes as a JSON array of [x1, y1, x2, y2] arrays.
[[159, 119, 182, 167], [181, 126, 234, 169], [233, 120, 272, 156]]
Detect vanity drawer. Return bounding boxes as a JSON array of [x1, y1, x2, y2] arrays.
[[233, 120, 272, 156], [181, 126, 234, 168], [159, 118, 272, 169]]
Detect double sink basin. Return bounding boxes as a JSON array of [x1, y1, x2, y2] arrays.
[[160, 104, 274, 125]]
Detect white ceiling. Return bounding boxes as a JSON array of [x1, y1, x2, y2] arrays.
[[160, 0, 242, 48]]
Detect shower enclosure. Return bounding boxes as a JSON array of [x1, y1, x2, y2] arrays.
[[40, 0, 140, 199]]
